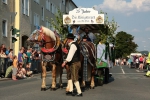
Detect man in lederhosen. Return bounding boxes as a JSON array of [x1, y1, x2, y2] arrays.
[[62, 34, 82, 97]]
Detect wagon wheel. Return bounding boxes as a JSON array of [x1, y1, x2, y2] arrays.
[[104, 68, 109, 83], [97, 69, 104, 86]]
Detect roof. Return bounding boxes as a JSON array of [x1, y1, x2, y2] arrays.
[[71, 0, 78, 8]]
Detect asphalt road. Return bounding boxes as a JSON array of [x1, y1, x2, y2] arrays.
[[0, 66, 150, 100]]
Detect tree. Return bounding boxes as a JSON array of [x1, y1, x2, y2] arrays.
[[46, 8, 68, 40], [95, 11, 119, 45], [115, 31, 138, 58]]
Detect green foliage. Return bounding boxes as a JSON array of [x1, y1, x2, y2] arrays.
[[115, 31, 138, 58], [95, 11, 119, 45], [47, 8, 68, 39]]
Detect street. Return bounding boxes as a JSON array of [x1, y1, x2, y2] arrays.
[[0, 66, 150, 100]]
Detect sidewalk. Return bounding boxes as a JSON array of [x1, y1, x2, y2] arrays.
[[0, 71, 51, 81], [0, 77, 11, 81]]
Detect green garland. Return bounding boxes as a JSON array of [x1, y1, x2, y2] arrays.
[[105, 42, 111, 60]]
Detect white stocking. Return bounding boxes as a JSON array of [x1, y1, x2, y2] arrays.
[[74, 81, 81, 94], [68, 79, 73, 92]]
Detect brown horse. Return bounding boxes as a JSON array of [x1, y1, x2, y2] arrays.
[[63, 39, 96, 90], [27, 26, 63, 91]]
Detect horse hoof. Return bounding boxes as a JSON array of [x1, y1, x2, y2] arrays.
[[50, 88, 56, 91], [41, 88, 46, 91], [60, 86, 63, 89], [90, 87, 95, 89], [84, 87, 89, 91], [58, 85, 63, 89]]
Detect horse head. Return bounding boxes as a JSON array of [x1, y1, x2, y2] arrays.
[[38, 26, 56, 48], [27, 29, 39, 42]]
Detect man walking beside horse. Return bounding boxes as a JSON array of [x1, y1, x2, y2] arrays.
[[62, 33, 83, 97]]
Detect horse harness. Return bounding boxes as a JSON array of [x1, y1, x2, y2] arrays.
[[40, 36, 62, 63]]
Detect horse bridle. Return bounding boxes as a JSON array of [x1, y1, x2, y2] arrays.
[[39, 30, 55, 45]]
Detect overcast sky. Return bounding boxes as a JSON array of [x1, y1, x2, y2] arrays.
[[73, 0, 150, 51]]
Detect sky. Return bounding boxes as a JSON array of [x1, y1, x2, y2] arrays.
[[73, 0, 150, 51]]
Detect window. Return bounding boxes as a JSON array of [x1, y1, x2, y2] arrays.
[[51, 3, 55, 14], [55, 6, 58, 14], [60, 3, 61, 10], [42, 7, 44, 21], [26, 0, 29, 15], [34, 13, 40, 26], [2, 0, 7, 4], [46, 0, 50, 11], [22, 0, 29, 16], [69, 3, 73, 11], [34, 0, 39, 4], [46, 20, 51, 29], [2, 20, 7, 37], [62, 0, 65, 5], [51, 3, 52, 12]]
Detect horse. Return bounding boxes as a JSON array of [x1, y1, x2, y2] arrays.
[[63, 39, 96, 90], [27, 26, 63, 91], [62, 26, 96, 90]]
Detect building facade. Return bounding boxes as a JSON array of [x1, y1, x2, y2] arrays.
[[0, 0, 15, 48], [0, 0, 77, 54]]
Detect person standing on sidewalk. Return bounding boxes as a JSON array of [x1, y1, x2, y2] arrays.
[[0, 48, 7, 78], [12, 55, 18, 80], [139, 55, 144, 71], [26, 48, 32, 70], [62, 34, 82, 97], [8, 49, 13, 66], [18, 49, 24, 64]]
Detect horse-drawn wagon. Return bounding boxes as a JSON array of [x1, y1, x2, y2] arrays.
[[27, 7, 114, 91], [63, 8, 113, 87]]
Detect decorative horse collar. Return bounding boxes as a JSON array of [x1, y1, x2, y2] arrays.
[[41, 36, 60, 54]]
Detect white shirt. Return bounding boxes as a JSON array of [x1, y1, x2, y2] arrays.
[[65, 41, 77, 62]]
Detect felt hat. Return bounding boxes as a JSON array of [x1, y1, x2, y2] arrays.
[[82, 35, 88, 39], [66, 34, 75, 39]]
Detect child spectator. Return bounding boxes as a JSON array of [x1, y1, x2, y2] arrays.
[[26, 63, 33, 77], [12, 55, 18, 80], [17, 63, 26, 79]]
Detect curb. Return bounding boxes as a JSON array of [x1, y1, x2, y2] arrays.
[[0, 71, 52, 81], [0, 78, 12, 81]]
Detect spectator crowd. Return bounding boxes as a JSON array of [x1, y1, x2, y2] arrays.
[[0, 44, 41, 80], [115, 54, 150, 72]]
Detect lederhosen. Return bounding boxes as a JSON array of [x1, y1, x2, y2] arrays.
[[67, 42, 81, 82]]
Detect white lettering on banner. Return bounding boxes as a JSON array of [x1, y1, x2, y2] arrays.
[[76, 8, 91, 14], [72, 15, 95, 20], [63, 8, 104, 24]]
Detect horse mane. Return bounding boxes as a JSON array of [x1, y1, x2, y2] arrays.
[[41, 26, 56, 41]]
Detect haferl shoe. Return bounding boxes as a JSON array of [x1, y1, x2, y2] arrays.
[[66, 91, 73, 96], [76, 93, 83, 97]]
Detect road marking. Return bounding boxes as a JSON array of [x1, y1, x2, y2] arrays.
[[136, 70, 140, 72], [112, 73, 144, 74], [120, 66, 125, 74]]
